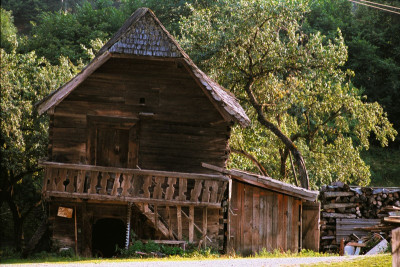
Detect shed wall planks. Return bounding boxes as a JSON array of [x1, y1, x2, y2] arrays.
[[230, 181, 302, 256]]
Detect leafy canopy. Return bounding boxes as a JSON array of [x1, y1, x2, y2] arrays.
[[179, 0, 397, 188]]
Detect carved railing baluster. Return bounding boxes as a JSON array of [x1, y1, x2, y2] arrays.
[[41, 162, 229, 207], [190, 180, 203, 202], [153, 176, 164, 199], [165, 177, 176, 200]]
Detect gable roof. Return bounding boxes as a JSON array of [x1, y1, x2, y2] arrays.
[[202, 163, 319, 202], [36, 8, 250, 127]]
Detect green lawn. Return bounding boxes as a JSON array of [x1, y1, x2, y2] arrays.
[[304, 254, 392, 267]]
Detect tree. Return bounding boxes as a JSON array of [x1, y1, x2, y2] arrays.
[[0, 47, 80, 251], [0, 8, 18, 52], [179, 0, 397, 189], [305, 0, 400, 146], [27, 0, 126, 64]]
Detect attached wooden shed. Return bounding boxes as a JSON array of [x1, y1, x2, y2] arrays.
[[202, 164, 320, 256]]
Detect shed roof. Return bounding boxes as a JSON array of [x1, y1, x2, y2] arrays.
[[202, 163, 319, 202], [36, 8, 250, 127]]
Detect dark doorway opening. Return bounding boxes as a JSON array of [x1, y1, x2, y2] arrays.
[[92, 218, 125, 258]]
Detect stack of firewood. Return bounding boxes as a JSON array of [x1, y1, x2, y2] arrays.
[[319, 182, 400, 252]]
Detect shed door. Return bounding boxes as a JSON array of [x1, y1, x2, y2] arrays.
[[96, 128, 129, 168], [302, 201, 320, 251]]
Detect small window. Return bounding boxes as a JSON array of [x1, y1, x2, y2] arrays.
[[139, 97, 146, 105]]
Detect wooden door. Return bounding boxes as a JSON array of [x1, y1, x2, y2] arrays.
[[96, 128, 129, 168], [302, 201, 320, 251]]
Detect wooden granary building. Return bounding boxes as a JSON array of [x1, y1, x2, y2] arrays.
[[37, 8, 319, 257]]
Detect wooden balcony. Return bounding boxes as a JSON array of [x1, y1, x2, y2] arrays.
[[40, 161, 228, 208]]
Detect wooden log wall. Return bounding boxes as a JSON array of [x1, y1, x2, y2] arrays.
[[230, 181, 302, 256], [319, 182, 400, 252], [50, 57, 231, 174]]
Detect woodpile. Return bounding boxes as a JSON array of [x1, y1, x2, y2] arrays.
[[319, 181, 400, 252]]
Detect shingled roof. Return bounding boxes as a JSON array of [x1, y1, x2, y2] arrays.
[[36, 8, 250, 127]]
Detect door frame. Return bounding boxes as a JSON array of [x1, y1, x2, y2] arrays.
[[86, 115, 139, 168]]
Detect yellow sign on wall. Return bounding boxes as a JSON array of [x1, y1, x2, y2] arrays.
[[57, 207, 73, 218]]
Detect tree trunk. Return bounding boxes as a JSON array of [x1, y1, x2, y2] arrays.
[[243, 78, 310, 189], [8, 199, 24, 251]]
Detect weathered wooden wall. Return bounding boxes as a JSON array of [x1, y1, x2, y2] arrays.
[[49, 57, 230, 173], [48, 200, 222, 256], [230, 181, 302, 256]]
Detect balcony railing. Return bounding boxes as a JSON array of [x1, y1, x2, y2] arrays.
[[40, 161, 228, 208]]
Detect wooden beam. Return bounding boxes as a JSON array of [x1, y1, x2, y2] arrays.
[[40, 161, 229, 182], [177, 206, 182, 240], [203, 207, 207, 248], [45, 191, 222, 208], [323, 203, 357, 209], [189, 206, 194, 243], [321, 212, 356, 219], [324, 191, 354, 198]]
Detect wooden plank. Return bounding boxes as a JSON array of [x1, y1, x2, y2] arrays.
[[203, 207, 207, 248], [286, 196, 292, 251], [45, 191, 222, 208], [201, 180, 212, 203], [142, 175, 152, 198], [166, 206, 173, 238], [210, 181, 219, 203], [88, 171, 98, 194], [189, 206, 194, 243], [76, 170, 86, 193], [243, 184, 253, 255], [277, 194, 284, 250], [154, 205, 158, 232], [302, 201, 320, 252], [322, 212, 356, 219], [393, 227, 400, 267], [99, 172, 108, 195], [56, 169, 67, 192], [153, 176, 164, 199], [324, 191, 354, 198], [111, 173, 121, 196], [178, 178, 187, 201], [271, 192, 278, 250], [323, 203, 357, 209], [252, 187, 260, 254], [41, 161, 229, 181], [190, 180, 203, 202], [165, 178, 177, 200], [177, 206, 182, 240]]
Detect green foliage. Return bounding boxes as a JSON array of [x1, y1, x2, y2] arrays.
[[305, 0, 400, 145], [180, 0, 397, 188], [0, 8, 18, 52], [27, 1, 126, 64], [0, 47, 80, 250]]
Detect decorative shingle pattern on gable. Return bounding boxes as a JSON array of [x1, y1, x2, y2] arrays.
[[109, 13, 181, 57]]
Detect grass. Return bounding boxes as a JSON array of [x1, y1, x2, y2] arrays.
[[1, 249, 338, 264], [303, 254, 392, 267], [361, 146, 400, 187]]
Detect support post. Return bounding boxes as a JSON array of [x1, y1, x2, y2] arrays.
[[203, 207, 207, 248], [125, 203, 132, 249], [189, 206, 194, 243], [74, 205, 78, 255], [177, 206, 182, 240]]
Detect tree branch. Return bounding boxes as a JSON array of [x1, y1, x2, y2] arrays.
[[230, 147, 268, 176]]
